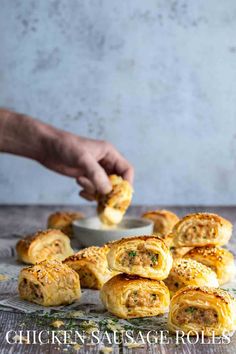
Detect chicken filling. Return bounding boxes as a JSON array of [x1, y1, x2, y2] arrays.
[[183, 223, 216, 241], [176, 306, 218, 326], [121, 245, 159, 267], [19, 278, 43, 302], [39, 240, 63, 259], [126, 290, 160, 308]]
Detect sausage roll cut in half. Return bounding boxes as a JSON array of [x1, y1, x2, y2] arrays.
[[184, 246, 236, 285], [100, 274, 170, 319], [16, 229, 74, 264], [142, 209, 179, 238], [171, 213, 232, 248], [168, 286, 236, 336], [47, 211, 84, 237], [18, 260, 81, 306], [107, 236, 173, 280], [164, 259, 219, 296], [97, 174, 133, 225], [63, 245, 115, 289]]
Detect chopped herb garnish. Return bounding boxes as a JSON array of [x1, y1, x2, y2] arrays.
[[185, 307, 196, 313], [151, 255, 158, 264], [128, 251, 137, 257]]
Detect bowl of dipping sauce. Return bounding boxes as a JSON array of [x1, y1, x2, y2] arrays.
[[73, 217, 154, 247]]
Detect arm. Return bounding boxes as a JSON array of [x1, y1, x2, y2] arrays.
[[0, 109, 134, 197]]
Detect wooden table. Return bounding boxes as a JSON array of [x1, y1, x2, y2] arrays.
[[0, 205, 236, 354]]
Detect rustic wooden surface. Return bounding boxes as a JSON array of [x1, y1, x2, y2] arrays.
[[0, 205, 236, 354]]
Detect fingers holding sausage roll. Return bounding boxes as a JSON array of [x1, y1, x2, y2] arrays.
[[97, 174, 133, 225]]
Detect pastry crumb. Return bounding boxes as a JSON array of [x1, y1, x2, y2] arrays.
[[0, 274, 8, 281], [100, 347, 113, 353], [73, 343, 81, 350], [125, 342, 144, 348], [51, 320, 65, 328]]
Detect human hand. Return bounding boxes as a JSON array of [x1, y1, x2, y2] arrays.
[[40, 130, 134, 200]]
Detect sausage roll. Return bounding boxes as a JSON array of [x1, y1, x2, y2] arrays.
[[16, 229, 74, 264], [100, 274, 170, 319], [164, 259, 219, 296], [184, 246, 236, 285], [97, 174, 133, 225], [168, 286, 236, 336], [18, 260, 81, 306], [63, 245, 115, 289], [47, 211, 84, 237], [171, 213, 232, 247], [142, 209, 179, 237], [107, 236, 173, 280]]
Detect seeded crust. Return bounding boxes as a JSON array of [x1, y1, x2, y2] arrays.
[[185, 246, 228, 261], [63, 245, 109, 264], [108, 235, 169, 251], [173, 285, 236, 305], [170, 259, 214, 280], [172, 212, 232, 247]]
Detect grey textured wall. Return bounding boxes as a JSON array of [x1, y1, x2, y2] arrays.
[[1, 1, 236, 205]]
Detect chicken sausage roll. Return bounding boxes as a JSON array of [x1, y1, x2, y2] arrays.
[[184, 246, 236, 285], [18, 260, 81, 306], [64, 245, 116, 289], [100, 274, 170, 319], [107, 236, 173, 280], [97, 174, 133, 225], [168, 286, 236, 336], [164, 259, 219, 297], [16, 229, 74, 264], [171, 213, 232, 248]]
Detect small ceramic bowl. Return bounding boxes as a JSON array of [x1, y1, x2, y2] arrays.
[[72, 216, 154, 247]]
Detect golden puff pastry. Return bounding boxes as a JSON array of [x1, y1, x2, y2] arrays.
[[63, 245, 116, 289], [142, 209, 179, 238], [107, 236, 173, 280], [170, 246, 193, 259], [100, 274, 170, 319], [184, 246, 236, 285], [164, 259, 219, 296], [171, 213, 232, 248], [18, 260, 81, 306], [47, 211, 84, 237], [97, 174, 133, 225], [16, 229, 74, 264], [168, 286, 236, 336]]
